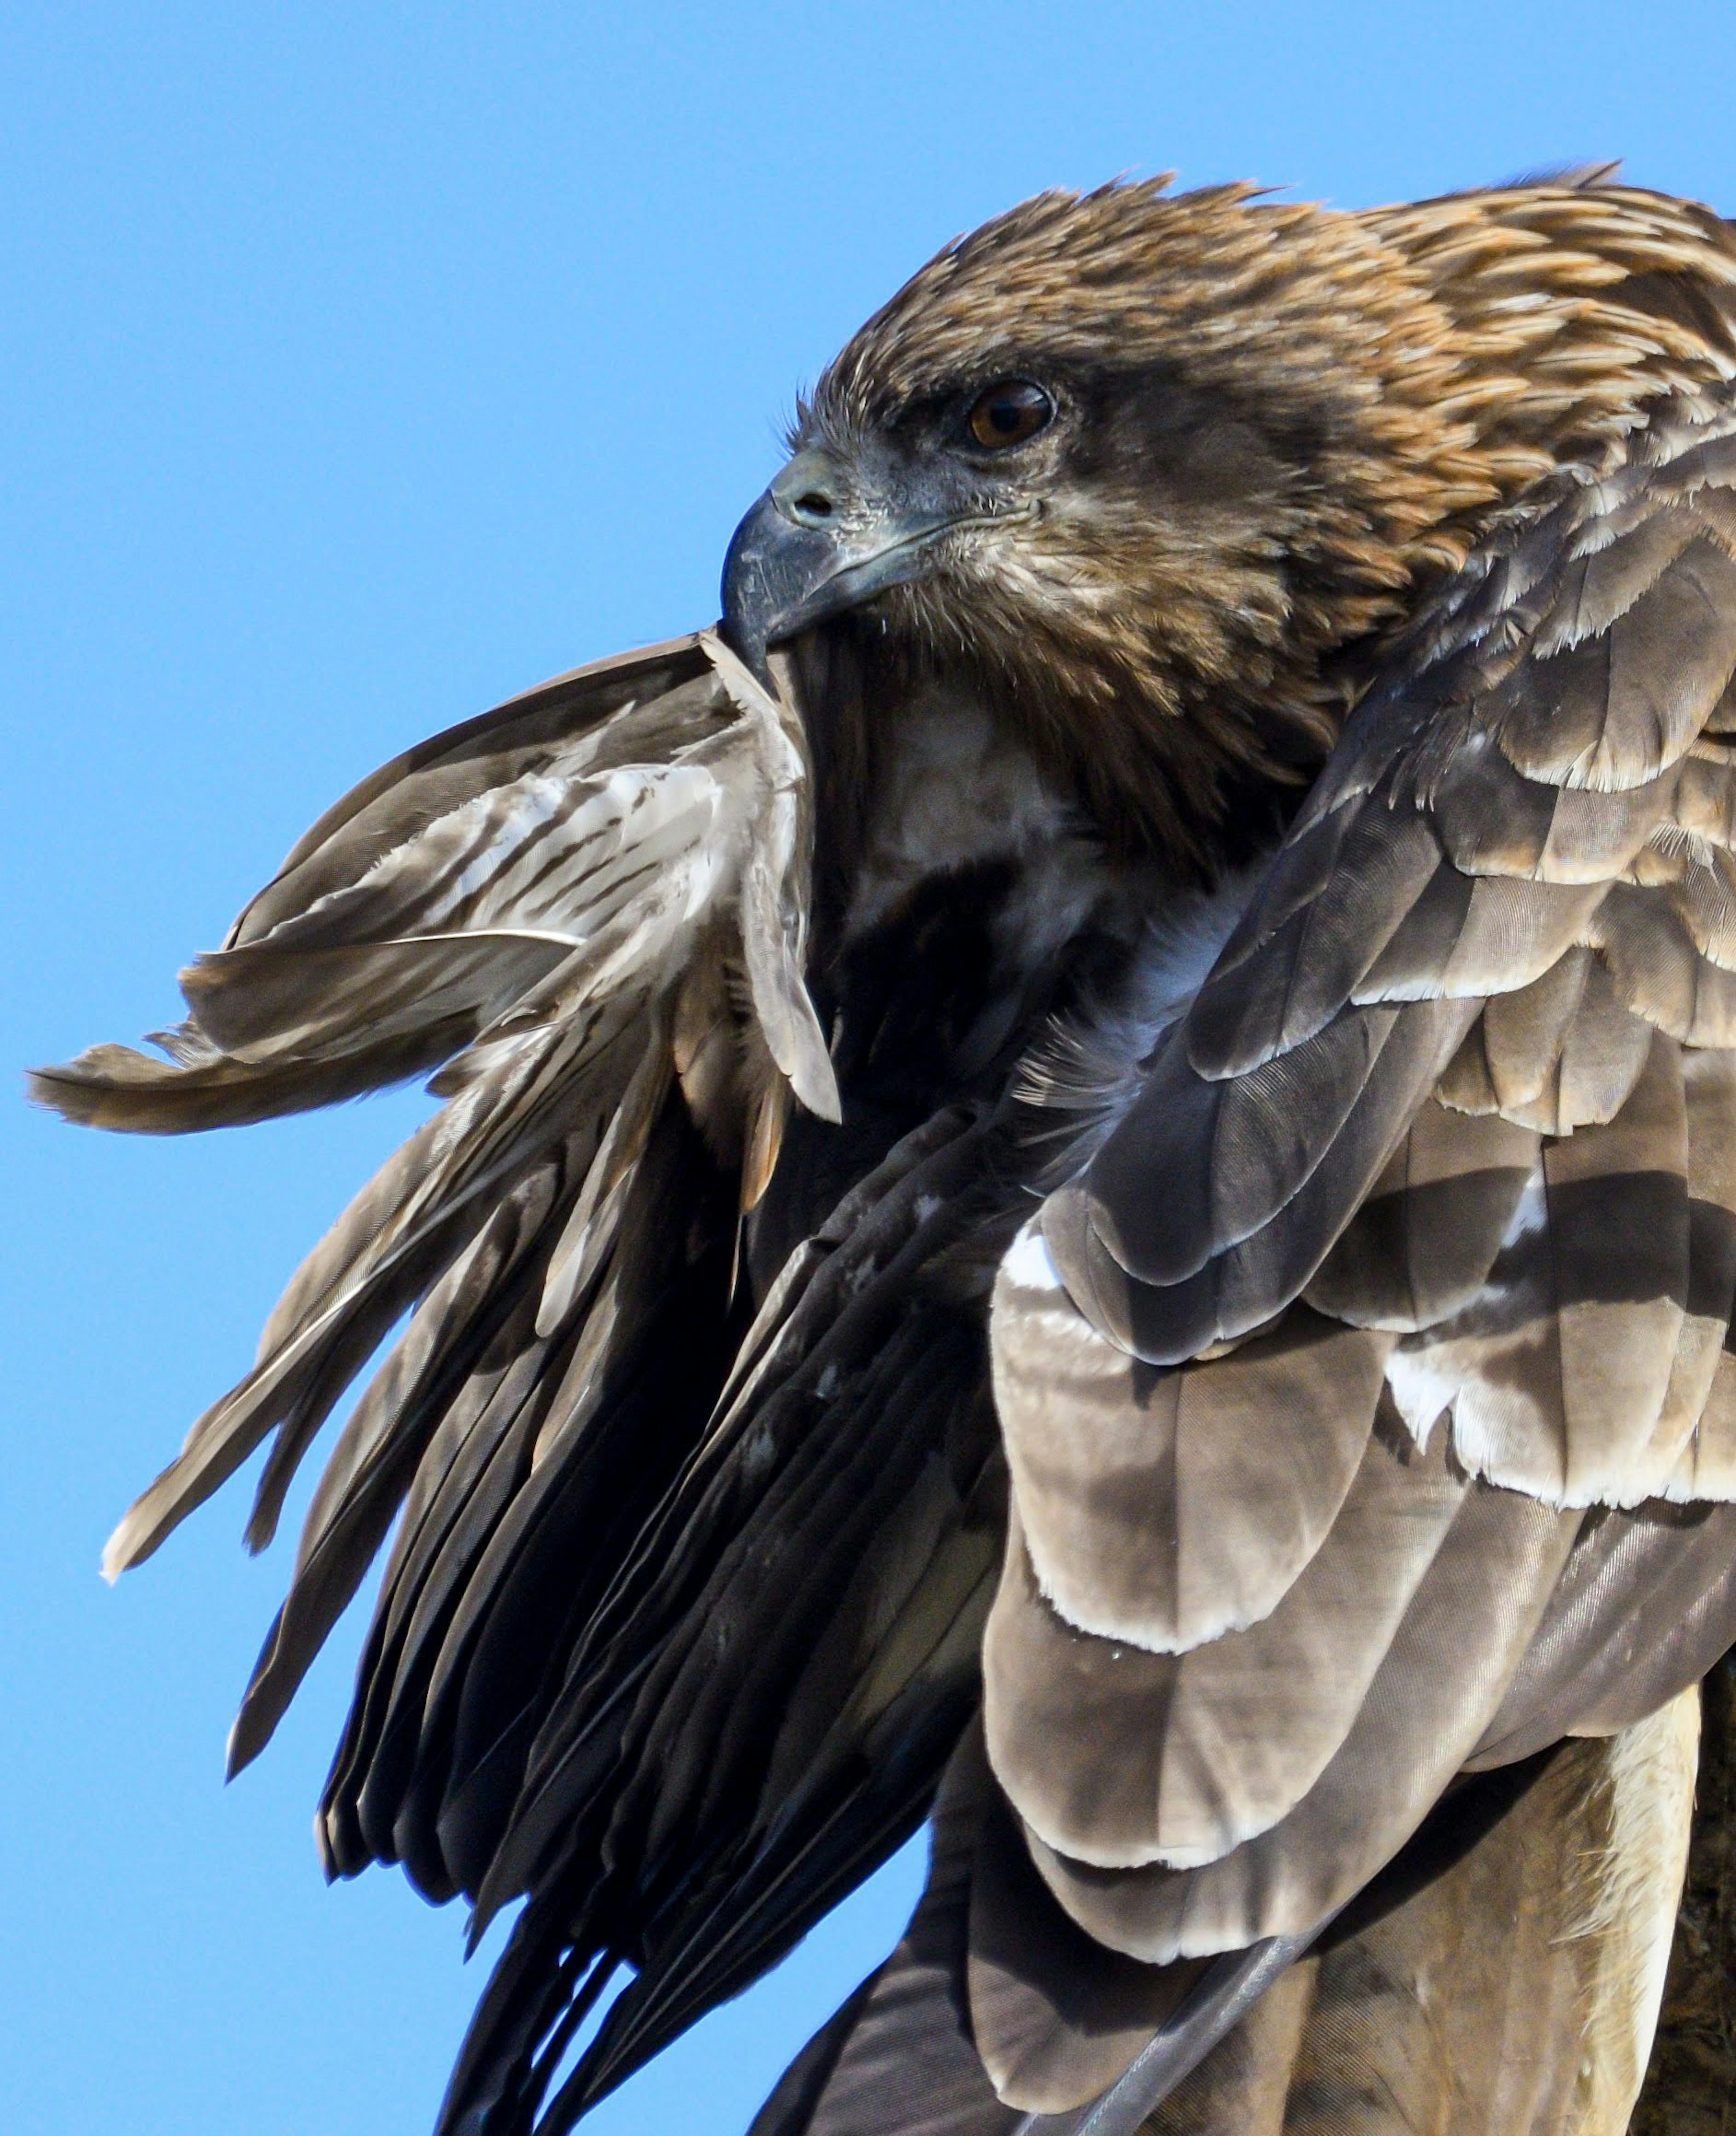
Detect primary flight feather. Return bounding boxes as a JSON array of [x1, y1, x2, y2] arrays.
[[34, 169, 1736, 2135]]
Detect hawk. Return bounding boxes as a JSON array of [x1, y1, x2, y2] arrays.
[[34, 171, 1736, 2135]]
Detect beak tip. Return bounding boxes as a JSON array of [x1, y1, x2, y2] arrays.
[[722, 458, 943, 662], [718, 502, 779, 678]]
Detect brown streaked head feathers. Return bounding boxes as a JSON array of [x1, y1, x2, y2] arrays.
[[797, 176, 1736, 869]]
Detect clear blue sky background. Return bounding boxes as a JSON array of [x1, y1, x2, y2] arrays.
[[8, 5, 1736, 2131]]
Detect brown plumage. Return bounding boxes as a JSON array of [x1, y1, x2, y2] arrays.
[[809, 177, 1736, 865], [30, 170, 1736, 2136]]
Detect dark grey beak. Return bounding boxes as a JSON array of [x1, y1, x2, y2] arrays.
[[719, 451, 852, 676], [720, 446, 972, 676]]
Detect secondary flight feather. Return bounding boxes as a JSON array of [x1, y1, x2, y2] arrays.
[[33, 170, 1736, 2134]]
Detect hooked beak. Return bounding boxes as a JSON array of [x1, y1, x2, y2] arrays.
[[720, 446, 1007, 675]]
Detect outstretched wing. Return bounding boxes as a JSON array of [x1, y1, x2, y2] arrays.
[[34, 629, 835, 1614], [766, 398, 1736, 2131], [32, 629, 1017, 2136]]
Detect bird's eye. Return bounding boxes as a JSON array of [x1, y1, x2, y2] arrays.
[[966, 380, 1053, 449]]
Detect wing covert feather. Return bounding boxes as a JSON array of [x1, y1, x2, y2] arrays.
[[1146, 1701, 1698, 2136], [1028, 405, 1736, 1371], [1021, 1482, 1576, 1962], [990, 1239, 1386, 1654], [982, 1422, 1470, 1873]]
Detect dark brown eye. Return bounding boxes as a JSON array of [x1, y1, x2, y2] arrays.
[[966, 379, 1052, 449]]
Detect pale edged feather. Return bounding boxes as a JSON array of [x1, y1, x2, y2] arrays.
[[1491, 534, 1736, 791], [1626, 1042, 1736, 1491], [1533, 1029, 1690, 1498], [217, 747, 730, 973], [964, 1738, 1209, 2111], [1499, 950, 1656, 1132], [1384, 1030, 1690, 1507], [1041, 998, 1477, 1366], [1147, 1707, 1698, 2136], [991, 1229, 1386, 1655], [1302, 1099, 1540, 1328], [1357, 871, 1609, 1002], [1468, 1498, 1736, 1767], [1433, 951, 1657, 1134], [1591, 879, 1736, 1044], [1664, 1339, 1736, 1498], [1431, 727, 1690, 885], [1672, 736, 1736, 843], [1020, 1481, 1577, 1962], [983, 1413, 1468, 1874], [1047, 994, 1457, 1302], [1178, 801, 1444, 1078]]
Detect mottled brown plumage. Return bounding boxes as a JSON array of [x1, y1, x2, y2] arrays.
[[32, 170, 1736, 2136]]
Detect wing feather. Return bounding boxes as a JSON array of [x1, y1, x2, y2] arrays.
[[424, 1108, 1037, 2136], [976, 364, 1736, 2127], [1148, 1704, 1698, 2136], [982, 1420, 1471, 1873], [990, 1249, 1387, 1654], [1019, 1481, 1576, 1962], [1034, 405, 1736, 1371]]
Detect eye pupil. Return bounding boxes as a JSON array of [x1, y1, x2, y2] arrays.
[[967, 379, 1052, 449]]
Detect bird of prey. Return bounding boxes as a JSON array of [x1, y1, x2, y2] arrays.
[[33, 170, 1736, 2136]]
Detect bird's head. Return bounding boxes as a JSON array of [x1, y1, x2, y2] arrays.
[[723, 176, 1735, 870]]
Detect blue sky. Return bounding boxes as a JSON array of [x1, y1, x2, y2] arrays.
[[7, 5, 1736, 2131]]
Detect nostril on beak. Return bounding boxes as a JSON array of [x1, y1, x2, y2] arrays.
[[770, 449, 847, 530]]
